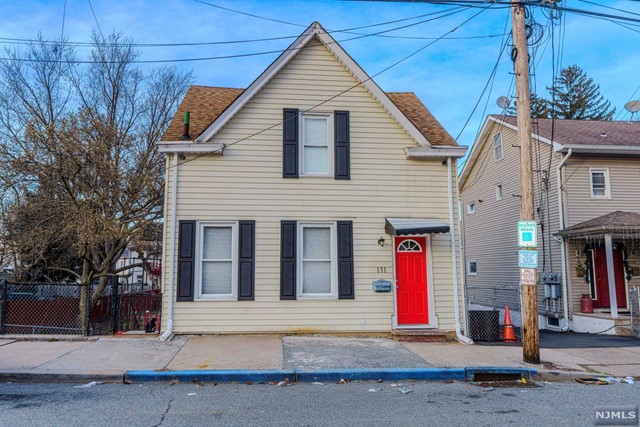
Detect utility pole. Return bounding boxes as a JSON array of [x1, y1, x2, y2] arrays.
[[512, 0, 540, 364]]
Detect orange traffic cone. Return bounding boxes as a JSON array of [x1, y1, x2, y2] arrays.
[[502, 306, 517, 342]]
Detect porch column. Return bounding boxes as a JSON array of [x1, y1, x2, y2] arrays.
[[604, 234, 619, 318]]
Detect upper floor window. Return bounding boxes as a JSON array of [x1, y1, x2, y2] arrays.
[[301, 113, 332, 176], [496, 183, 503, 201], [467, 203, 476, 214], [283, 108, 349, 180], [493, 132, 503, 161], [589, 168, 610, 199]]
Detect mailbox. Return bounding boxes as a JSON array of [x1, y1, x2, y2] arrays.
[[372, 279, 392, 292]]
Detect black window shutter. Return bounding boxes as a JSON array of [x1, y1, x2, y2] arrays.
[[283, 108, 299, 178], [334, 110, 350, 180], [238, 220, 256, 301], [337, 221, 354, 299], [280, 220, 297, 300], [177, 220, 195, 302]]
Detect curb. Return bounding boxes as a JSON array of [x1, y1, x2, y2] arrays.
[[0, 372, 124, 384], [296, 368, 466, 382], [124, 369, 295, 384], [123, 366, 536, 384]]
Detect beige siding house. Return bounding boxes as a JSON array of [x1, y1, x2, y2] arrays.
[[460, 115, 640, 336], [156, 23, 469, 339]]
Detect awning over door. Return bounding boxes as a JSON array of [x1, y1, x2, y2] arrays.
[[385, 218, 450, 236], [557, 211, 640, 239]]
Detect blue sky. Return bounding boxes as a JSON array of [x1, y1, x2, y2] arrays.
[[2, 0, 639, 168]]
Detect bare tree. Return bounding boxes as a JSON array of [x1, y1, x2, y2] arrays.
[[0, 32, 193, 329]]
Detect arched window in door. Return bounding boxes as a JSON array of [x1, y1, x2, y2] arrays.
[[397, 239, 422, 252]]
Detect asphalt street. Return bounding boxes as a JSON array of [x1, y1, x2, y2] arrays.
[[1, 380, 637, 427]]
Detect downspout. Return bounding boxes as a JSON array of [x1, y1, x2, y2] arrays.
[[160, 152, 179, 341], [556, 149, 572, 331], [448, 157, 473, 344]]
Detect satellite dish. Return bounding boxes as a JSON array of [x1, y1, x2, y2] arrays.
[[496, 96, 510, 109], [624, 100, 640, 113]]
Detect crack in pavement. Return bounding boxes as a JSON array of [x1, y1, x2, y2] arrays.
[[151, 397, 173, 427], [149, 383, 174, 427], [33, 342, 92, 369]]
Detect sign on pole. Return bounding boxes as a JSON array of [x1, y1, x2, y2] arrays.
[[520, 268, 537, 286], [518, 250, 538, 269], [518, 221, 537, 248]]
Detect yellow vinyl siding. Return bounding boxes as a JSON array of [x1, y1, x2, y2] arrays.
[[161, 39, 461, 334]]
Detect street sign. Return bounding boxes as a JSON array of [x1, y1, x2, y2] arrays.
[[520, 268, 537, 285], [518, 221, 537, 248], [518, 250, 538, 269]]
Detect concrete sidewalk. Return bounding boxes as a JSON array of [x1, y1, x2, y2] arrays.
[[0, 334, 638, 383]]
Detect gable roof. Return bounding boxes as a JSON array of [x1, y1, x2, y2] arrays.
[[459, 115, 640, 189], [158, 21, 464, 158], [161, 87, 457, 147]]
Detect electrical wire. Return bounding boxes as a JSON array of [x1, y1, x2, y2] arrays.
[[87, 0, 105, 41], [0, 6, 472, 64]]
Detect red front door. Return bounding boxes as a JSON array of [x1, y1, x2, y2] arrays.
[[593, 248, 627, 309], [395, 237, 428, 325]]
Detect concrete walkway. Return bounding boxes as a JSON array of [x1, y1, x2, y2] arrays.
[[0, 334, 638, 383]]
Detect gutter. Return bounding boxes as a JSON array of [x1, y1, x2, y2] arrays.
[[448, 157, 473, 344], [556, 149, 572, 331], [160, 153, 179, 341]]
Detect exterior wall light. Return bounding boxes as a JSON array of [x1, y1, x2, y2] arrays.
[[378, 237, 386, 247]]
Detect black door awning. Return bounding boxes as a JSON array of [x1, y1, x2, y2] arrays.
[[385, 218, 450, 236]]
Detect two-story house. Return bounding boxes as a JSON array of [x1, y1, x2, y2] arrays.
[[460, 114, 640, 336], [156, 22, 469, 340]]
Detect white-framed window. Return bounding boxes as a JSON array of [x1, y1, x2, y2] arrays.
[[589, 168, 610, 199], [467, 203, 476, 214], [197, 222, 238, 300], [468, 260, 478, 276], [495, 183, 503, 201], [300, 113, 333, 176], [493, 132, 503, 161], [298, 222, 337, 298]]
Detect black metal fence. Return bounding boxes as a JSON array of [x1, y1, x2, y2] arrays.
[[465, 284, 523, 342], [0, 279, 161, 336]]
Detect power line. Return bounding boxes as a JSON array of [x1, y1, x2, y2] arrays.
[[87, 0, 105, 40], [0, 6, 473, 64]]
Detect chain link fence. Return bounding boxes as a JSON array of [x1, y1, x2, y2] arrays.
[[0, 281, 85, 335], [631, 287, 640, 338], [465, 284, 522, 342], [0, 279, 161, 336]]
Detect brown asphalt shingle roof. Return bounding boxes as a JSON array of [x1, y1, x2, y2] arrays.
[[559, 211, 640, 236], [493, 115, 640, 147], [387, 92, 457, 147], [161, 86, 457, 146], [162, 86, 243, 141]]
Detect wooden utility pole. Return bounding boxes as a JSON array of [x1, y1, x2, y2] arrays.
[[512, 0, 540, 364]]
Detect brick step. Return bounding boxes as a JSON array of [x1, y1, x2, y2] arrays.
[[391, 329, 448, 343]]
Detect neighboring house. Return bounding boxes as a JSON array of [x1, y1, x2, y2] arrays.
[[156, 22, 468, 337], [460, 114, 640, 335], [115, 222, 163, 292]]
